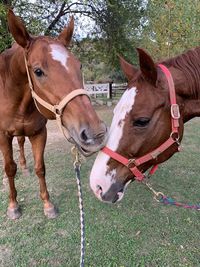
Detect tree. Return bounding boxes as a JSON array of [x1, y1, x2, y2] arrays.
[[142, 0, 200, 61], [92, 0, 145, 67], [6, 1, 194, 81], [0, 1, 12, 52]]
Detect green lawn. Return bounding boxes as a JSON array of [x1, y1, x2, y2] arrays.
[[0, 106, 200, 267]]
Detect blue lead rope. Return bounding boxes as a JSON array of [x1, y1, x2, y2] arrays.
[[159, 195, 200, 210]]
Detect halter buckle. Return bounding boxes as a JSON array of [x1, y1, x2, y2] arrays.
[[171, 104, 180, 119]]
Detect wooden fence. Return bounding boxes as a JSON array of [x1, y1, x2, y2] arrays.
[[84, 82, 127, 99]]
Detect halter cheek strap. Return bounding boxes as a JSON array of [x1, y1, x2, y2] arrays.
[[102, 64, 181, 181], [24, 54, 90, 140]]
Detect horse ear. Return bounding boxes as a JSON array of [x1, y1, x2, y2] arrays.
[[7, 9, 32, 49], [58, 16, 74, 47], [119, 55, 138, 81], [136, 48, 157, 85]]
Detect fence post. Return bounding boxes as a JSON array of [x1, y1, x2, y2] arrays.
[[108, 82, 113, 99]]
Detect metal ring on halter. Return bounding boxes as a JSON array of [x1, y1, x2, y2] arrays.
[[53, 105, 62, 116], [126, 158, 136, 168], [170, 132, 180, 145]]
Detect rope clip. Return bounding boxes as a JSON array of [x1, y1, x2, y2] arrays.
[[143, 181, 164, 202], [71, 146, 82, 168]]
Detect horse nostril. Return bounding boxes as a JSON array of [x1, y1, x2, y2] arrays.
[[97, 185, 102, 191], [80, 129, 88, 142], [80, 127, 95, 145], [118, 188, 124, 193], [96, 185, 103, 197]]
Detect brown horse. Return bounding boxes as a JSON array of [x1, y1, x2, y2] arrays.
[[90, 47, 200, 203], [0, 10, 107, 219]]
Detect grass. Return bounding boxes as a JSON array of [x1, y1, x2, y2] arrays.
[[0, 106, 200, 267]]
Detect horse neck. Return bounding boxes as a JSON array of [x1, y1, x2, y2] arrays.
[[164, 47, 200, 100], [0, 44, 36, 117], [164, 47, 200, 122], [9, 44, 28, 88]]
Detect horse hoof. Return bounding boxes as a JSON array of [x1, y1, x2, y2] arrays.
[[7, 206, 21, 220], [44, 206, 58, 219]]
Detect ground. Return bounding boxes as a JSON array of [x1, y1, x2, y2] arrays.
[[0, 106, 200, 267]]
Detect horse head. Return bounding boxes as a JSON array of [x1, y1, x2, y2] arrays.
[[90, 48, 185, 203], [7, 10, 108, 156]]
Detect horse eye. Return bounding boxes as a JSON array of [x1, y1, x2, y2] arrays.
[[80, 64, 83, 70], [133, 117, 150, 127], [34, 68, 44, 77]]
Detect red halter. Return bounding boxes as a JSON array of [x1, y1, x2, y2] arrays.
[[101, 64, 181, 181]]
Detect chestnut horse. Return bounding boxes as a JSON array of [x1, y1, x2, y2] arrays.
[[0, 10, 107, 219], [90, 47, 200, 203]]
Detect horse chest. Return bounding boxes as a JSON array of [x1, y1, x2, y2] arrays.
[[15, 111, 47, 136], [0, 81, 47, 136], [0, 108, 46, 137]]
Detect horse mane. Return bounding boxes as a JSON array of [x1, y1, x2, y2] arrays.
[[162, 47, 200, 98]]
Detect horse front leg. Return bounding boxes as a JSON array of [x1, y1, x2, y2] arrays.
[[3, 136, 29, 185], [0, 134, 21, 219], [2, 158, 8, 187], [17, 136, 30, 176], [29, 127, 58, 219]]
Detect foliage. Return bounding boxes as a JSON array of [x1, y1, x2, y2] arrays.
[[91, 0, 145, 68], [142, 0, 200, 61], [72, 0, 146, 81], [73, 38, 124, 82], [0, 2, 12, 52], [0, 0, 200, 80]]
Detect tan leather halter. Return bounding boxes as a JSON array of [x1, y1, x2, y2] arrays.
[[24, 53, 90, 140]]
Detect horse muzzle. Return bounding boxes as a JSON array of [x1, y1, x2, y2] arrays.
[[68, 122, 108, 157], [91, 178, 132, 203]]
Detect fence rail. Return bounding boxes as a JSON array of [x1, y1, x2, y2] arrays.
[[84, 82, 127, 99]]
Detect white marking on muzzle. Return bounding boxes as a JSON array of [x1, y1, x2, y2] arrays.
[[90, 87, 137, 197], [50, 44, 69, 70]]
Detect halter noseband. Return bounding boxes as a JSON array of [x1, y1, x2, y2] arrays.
[[102, 64, 181, 181], [24, 53, 90, 140]]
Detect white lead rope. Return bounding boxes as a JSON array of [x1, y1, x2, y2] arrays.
[[71, 146, 85, 267]]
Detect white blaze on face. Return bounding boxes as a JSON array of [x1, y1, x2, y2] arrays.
[[90, 87, 137, 198], [50, 44, 69, 70]]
